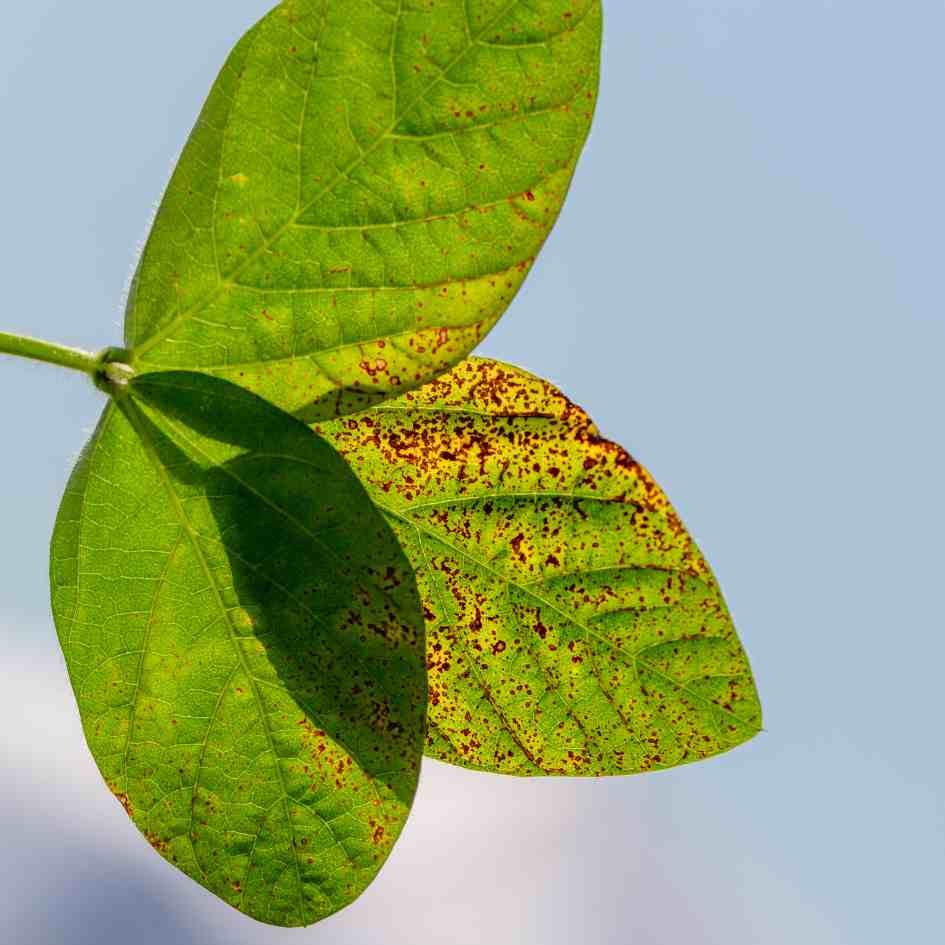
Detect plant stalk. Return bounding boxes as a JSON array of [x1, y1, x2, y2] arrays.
[[0, 331, 101, 376]]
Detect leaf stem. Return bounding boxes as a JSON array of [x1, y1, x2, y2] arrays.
[[0, 330, 102, 376]]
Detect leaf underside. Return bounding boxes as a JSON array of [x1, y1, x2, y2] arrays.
[[126, 0, 602, 417], [318, 358, 763, 777], [50, 374, 426, 927]]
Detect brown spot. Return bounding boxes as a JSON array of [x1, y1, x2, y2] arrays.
[[145, 832, 169, 855], [371, 823, 386, 845], [510, 533, 526, 562], [109, 786, 134, 818]]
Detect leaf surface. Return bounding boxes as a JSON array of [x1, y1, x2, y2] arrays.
[[126, 0, 602, 416], [50, 372, 426, 926], [318, 358, 763, 776]]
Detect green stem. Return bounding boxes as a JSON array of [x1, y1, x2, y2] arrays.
[[0, 330, 101, 376]]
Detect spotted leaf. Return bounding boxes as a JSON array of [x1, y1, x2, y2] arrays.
[[50, 373, 426, 926], [317, 358, 763, 776], [126, 0, 602, 417]]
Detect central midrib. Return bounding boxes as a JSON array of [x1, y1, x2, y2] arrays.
[[118, 397, 308, 918]]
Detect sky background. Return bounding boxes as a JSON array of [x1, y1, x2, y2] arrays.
[[0, 2, 942, 943]]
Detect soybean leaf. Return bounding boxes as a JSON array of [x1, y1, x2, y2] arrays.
[[50, 373, 426, 927], [126, 0, 603, 417], [317, 358, 763, 776]]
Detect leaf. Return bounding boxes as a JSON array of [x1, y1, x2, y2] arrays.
[[125, 0, 603, 417], [317, 358, 763, 776], [50, 372, 427, 927]]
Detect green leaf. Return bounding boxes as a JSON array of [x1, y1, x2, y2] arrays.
[[126, 0, 603, 417], [50, 372, 426, 927], [317, 358, 763, 776]]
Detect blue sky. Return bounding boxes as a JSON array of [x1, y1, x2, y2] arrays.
[[0, 3, 942, 942]]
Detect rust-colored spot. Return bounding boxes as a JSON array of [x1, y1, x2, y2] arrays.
[[145, 832, 169, 855], [108, 785, 134, 818]]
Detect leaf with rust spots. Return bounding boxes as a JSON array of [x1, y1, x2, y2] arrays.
[[50, 372, 426, 926], [317, 358, 762, 777], [125, 0, 603, 418]]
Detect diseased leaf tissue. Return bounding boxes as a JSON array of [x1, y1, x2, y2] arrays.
[[38, 0, 760, 929], [318, 359, 761, 778]]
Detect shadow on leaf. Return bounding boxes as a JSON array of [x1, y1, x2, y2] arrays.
[[293, 384, 394, 424], [126, 372, 427, 806]]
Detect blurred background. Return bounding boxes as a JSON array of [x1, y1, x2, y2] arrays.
[[0, 2, 942, 943]]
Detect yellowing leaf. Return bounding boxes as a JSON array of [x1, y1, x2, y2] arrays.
[[50, 373, 426, 926], [126, 0, 603, 416], [317, 358, 763, 776]]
